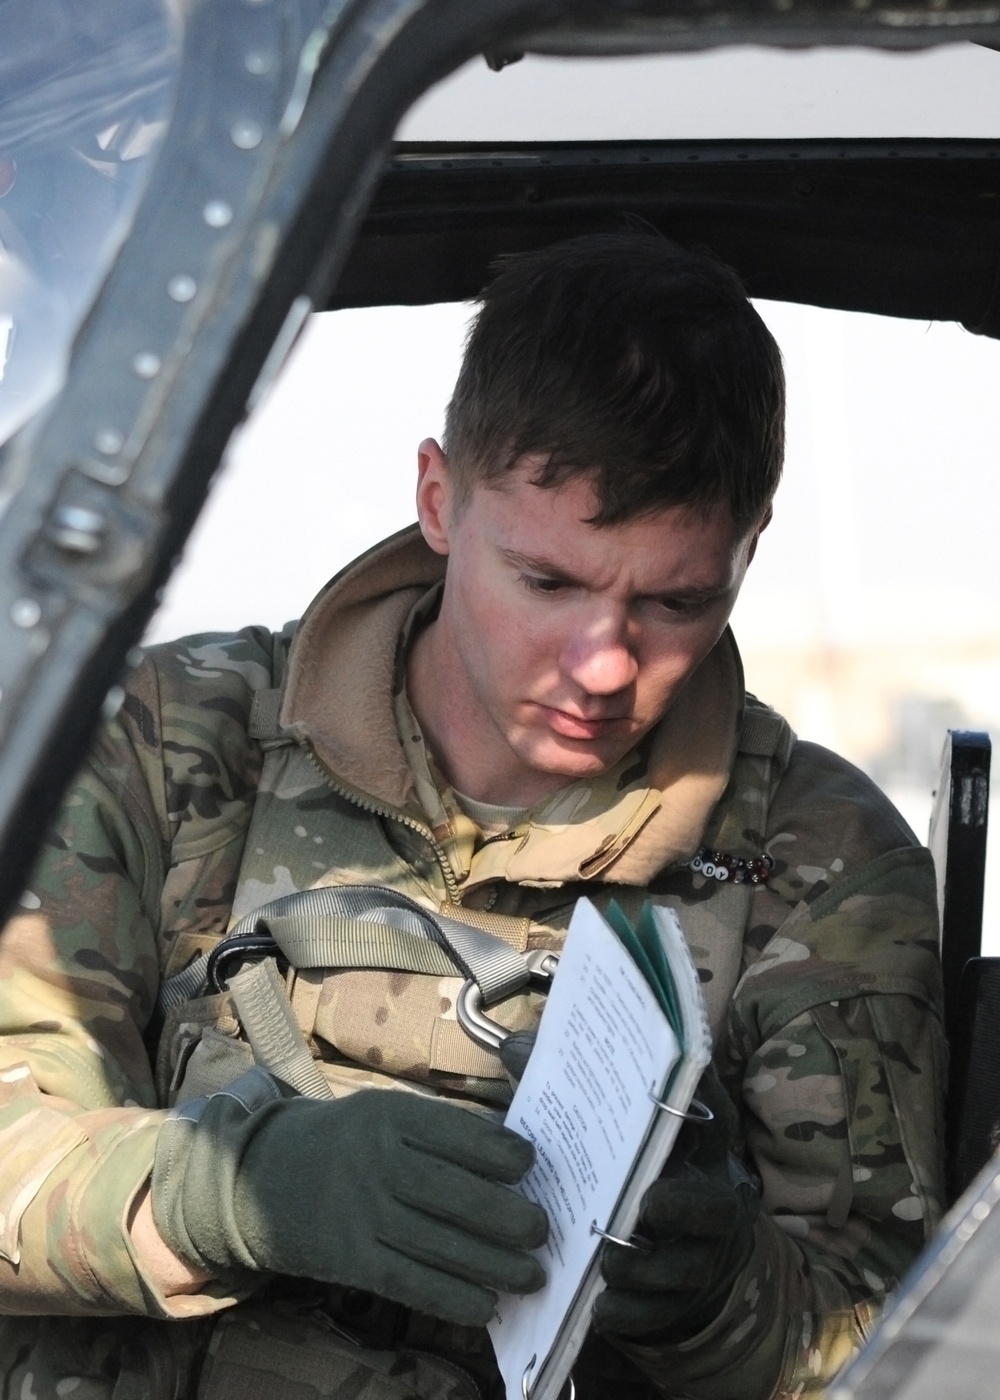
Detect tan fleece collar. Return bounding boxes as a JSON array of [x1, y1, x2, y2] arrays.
[[281, 525, 744, 887]]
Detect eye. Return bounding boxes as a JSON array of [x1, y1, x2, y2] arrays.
[[519, 574, 567, 596], [653, 595, 715, 619]]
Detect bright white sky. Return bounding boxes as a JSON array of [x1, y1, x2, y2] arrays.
[[148, 299, 1000, 657]]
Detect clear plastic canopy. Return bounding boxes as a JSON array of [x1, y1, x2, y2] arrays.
[[0, 0, 182, 449]]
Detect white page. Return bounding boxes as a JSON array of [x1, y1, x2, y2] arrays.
[[489, 899, 681, 1400]]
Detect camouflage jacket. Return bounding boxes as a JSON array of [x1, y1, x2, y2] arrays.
[[0, 526, 946, 1400]]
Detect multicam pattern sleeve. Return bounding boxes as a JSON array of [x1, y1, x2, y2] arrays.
[[616, 741, 947, 1400], [0, 630, 273, 1315]]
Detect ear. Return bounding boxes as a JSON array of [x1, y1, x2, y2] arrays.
[[746, 506, 772, 565], [415, 438, 454, 557]]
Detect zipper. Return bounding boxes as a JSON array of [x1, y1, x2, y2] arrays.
[[481, 829, 523, 846], [302, 745, 462, 905]]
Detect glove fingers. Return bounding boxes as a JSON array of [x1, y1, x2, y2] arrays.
[[592, 1288, 693, 1339], [401, 1100, 535, 1183], [498, 1031, 536, 1083], [370, 1246, 504, 1327], [385, 1203, 546, 1297], [396, 1151, 548, 1250], [642, 1180, 744, 1239], [600, 1238, 718, 1292]]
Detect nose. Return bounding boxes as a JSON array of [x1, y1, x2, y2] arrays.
[[562, 614, 639, 697]]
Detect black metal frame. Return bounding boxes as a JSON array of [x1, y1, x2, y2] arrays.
[[927, 731, 994, 1197], [930, 730, 992, 1043], [332, 139, 1000, 334]]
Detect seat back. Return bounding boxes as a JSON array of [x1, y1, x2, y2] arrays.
[[929, 730, 993, 1197], [929, 730, 991, 1040]]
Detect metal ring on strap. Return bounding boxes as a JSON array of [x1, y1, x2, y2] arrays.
[[206, 930, 282, 993], [647, 1091, 714, 1123], [457, 950, 559, 1052]]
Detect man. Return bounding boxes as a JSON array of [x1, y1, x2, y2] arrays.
[[0, 234, 944, 1400]]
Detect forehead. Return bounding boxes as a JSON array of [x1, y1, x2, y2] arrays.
[[463, 467, 749, 590]]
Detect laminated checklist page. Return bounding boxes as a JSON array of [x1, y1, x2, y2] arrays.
[[489, 898, 712, 1400]]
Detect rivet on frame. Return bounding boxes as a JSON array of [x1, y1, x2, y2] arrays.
[[167, 274, 197, 304], [203, 200, 233, 228], [244, 51, 274, 75], [133, 351, 161, 380], [94, 428, 124, 455], [11, 598, 41, 629], [231, 120, 263, 151]]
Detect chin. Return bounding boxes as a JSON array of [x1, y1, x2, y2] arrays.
[[518, 738, 618, 780]]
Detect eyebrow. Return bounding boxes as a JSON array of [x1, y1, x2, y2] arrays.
[[500, 548, 730, 602], [502, 548, 583, 583]]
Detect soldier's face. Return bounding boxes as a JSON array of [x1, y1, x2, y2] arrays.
[[414, 441, 763, 801]]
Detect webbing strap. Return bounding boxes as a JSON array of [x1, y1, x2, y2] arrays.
[[263, 918, 458, 978], [739, 703, 794, 764], [157, 954, 211, 1013], [217, 886, 538, 1101], [248, 687, 284, 741], [229, 958, 333, 1099], [231, 884, 531, 1006]]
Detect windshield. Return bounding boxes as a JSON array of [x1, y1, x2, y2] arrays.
[[0, 0, 182, 449]]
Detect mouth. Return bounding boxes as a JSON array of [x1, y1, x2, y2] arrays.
[[534, 703, 627, 742]]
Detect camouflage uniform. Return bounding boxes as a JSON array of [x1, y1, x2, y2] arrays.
[[0, 525, 945, 1400]]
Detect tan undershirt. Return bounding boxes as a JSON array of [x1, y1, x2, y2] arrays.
[[451, 789, 533, 841]]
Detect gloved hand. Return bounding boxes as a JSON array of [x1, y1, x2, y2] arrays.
[[499, 1029, 536, 1083], [592, 1066, 759, 1343], [151, 1070, 548, 1326]]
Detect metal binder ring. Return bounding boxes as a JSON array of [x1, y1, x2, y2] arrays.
[[590, 1220, 652, 1252], [648, 1091, 714, 1123], [521, 1354, 537, 1400], [521, 1355, 576, 1400]]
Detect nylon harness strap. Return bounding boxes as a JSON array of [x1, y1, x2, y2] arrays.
[[229, 958, 334, 1099], [161, 884, 539, 1097], [229, 884, 531, 1006]]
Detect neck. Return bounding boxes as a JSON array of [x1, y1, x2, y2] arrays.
[[407, 613, 575, 809]]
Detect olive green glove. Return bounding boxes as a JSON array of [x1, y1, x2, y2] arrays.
[[592, 1067, 759, 1343], [499, 1029, 536, 1084], [151, 1068, 548, 1325]]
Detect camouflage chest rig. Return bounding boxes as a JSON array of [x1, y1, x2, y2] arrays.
[[157, 680, 794, 1112], [152, 659, 793, 1400]]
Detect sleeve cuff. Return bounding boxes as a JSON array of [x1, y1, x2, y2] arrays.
[[74, 1112, 255, 1318]]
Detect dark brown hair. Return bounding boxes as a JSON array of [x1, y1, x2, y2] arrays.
[[443, 233, 785, 530]]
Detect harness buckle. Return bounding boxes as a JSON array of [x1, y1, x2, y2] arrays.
[[206, 928, 283, 993], [455, 949, 559, 1052]]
